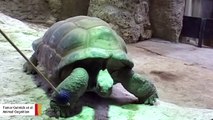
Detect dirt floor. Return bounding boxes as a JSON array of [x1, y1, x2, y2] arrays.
[[129, 40, 213, 109]]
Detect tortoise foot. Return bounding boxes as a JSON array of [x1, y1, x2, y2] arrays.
[[138, 92, 158, 105], [48, 100, 82, 118]]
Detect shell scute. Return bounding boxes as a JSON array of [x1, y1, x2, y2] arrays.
[[56, 28, 88, 56], [33, 16, 133, 78], [47, 22, 77, 48]]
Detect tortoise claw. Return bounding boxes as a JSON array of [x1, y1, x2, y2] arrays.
[[23, 62, 36, 74], [143, 93, 158, 105]]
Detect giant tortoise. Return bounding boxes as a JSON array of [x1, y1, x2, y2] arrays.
[[23, 16, 158, 117]]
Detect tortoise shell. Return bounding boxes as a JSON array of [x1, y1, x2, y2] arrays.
[[33, 16, 133, 79]]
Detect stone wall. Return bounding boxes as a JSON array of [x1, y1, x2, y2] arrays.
[[0, 0, 54, 24], [47, 0, 90, 20], [0, 0, 185, 43], [88, 0, 152, 43], [0, 0, 90, 25], [149, 0, 185, 42]]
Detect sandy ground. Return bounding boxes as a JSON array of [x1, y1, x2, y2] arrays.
[[129, 40, 213, 109], [1, 13, 213, 119]]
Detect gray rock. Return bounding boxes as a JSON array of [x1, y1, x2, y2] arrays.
[[47, 0, 62, 16], [88, 0, 152, 43], [149, 0, 185, 42], [0, 0, 52, 22], [47, 0, 90, 20]]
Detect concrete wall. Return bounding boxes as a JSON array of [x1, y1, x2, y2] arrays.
[[184, 0, 213, 18], [201, 0, 213, 18]]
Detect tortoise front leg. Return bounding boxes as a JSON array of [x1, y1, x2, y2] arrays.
[[50, 67, 89, 117], [110, 68, 158, 105]]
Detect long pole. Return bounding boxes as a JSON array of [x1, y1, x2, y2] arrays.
[[0, 29, 59, 95]]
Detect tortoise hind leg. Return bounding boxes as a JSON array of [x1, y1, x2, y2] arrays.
[[50, 67, 89, 117], [23, 53, 38, 74], [110, 68, 158, 105]]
